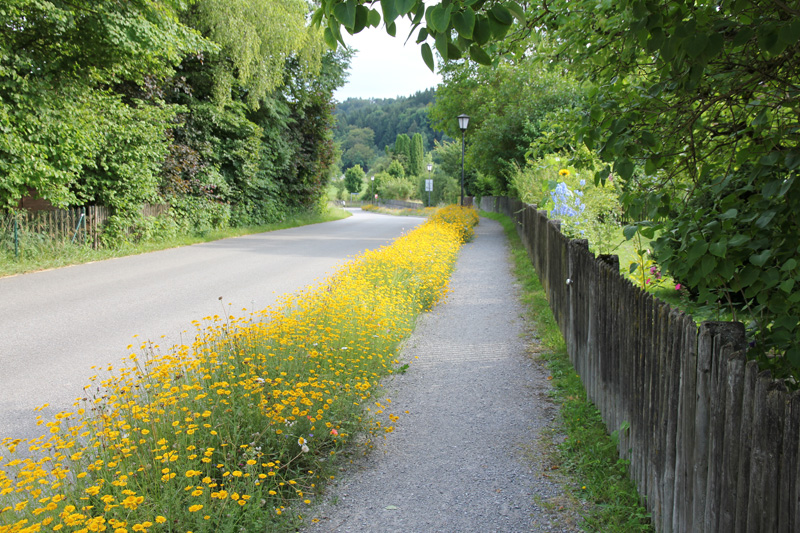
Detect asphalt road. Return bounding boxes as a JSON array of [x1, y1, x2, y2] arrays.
[[0, 209, 424, 442]]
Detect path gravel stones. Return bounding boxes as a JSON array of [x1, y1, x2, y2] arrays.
[[304, 217, 582, 533]]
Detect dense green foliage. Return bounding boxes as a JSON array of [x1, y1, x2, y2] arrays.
[[2, 0, 349, 245], [538, 0, 800, 373], [429, 58, 583, 193], [318, 0, 800, 376]]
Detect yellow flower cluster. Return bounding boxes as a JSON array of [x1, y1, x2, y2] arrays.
[[0, 209, 478, 532], [429, 205, 479, 243]]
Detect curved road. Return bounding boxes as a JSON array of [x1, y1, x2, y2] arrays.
[[0, 210, 424, 442]]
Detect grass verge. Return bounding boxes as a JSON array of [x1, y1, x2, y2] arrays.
[[482, 210, 653, 533], [0, 208, 350, 279]]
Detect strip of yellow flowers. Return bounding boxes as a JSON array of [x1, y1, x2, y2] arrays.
[[0, 206, 478, 533]]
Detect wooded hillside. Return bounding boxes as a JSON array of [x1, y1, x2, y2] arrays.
[[334, 88, 445, 172]]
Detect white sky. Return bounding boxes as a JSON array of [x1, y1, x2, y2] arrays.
[[333, 17, 443, 101]]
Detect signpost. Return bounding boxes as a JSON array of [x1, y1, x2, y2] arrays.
[[425, 179, 433, 206]]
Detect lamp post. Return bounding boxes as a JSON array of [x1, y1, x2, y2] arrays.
[[426, 163, 433, 207], [457, 114, 470, 206], [371, 176, 375, 204]]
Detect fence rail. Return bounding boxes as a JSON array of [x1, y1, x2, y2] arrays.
[[481, 196, 799, 533]]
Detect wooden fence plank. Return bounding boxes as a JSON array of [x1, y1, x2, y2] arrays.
[[734, 360, 759, 533], [719, 349, 746, 531], [761, 381, 788, 532], [782, 391, 800, 532]]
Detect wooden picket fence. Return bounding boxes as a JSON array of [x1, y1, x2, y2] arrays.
[[480, 196, 800, 533], [2, 204, 168, 251]]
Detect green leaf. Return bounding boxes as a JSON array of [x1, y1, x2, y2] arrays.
[[453, 9, 475, 39], [785, 151, 800, 170], [447, 42, 462, 59], [623, 225, 638, 240], [416, 27, 428, 43], [615, 159, 634, 181], [396, 0, 415, 15], [473, 16, 491, 45], [700, 255, 717, 277], [732, 26, 754, 46], [685, 33, 708, 58], [435, 31, 449, 60], [687, 241, 709, 266], [469, 44, 492, 65], [428, 4, 452, 33], [333, 0, 356, 30], [380, 0, 397, 22], [386, 21, 397, 36], [780, 278, 795, 294], [505, 2, 525, 22], [779, 19, 800, 45], [749, 249, 772, 267], [323, 27, 338, 49], [420, 42, 434, 72], [755, 210, 776, 229], [705, 32, 724, 58], [728, 234, 749, 247], [709, 241, 727, 257], [757, 24, 780, 53], [368, 8, 382, 28], [353, 5, 369, 33], [490, 4, 513, 25], [719, 208, 738, 220], [781, 258, 797, 272]]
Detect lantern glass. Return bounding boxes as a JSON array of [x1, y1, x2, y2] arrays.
[[457, 114, 470, 131]]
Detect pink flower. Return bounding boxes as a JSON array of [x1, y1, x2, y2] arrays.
[[675, 283, 682, 291], [330, 429, 339, 436], [646, 278, 651, 284]]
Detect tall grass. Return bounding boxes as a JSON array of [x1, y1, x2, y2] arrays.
[[0, 207, 478, 533]]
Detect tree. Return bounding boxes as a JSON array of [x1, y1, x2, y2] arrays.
[[185, 0, 323, 107], [0, 0, 209, 209], [409, 133, 425, 177], [344, 165, 366, 194], [429, 58, 582, 191], [387, 159, 405, 180]]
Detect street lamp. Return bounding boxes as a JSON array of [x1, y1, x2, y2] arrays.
[[371, 176, 375, 203], [457, 114, 470, 206]]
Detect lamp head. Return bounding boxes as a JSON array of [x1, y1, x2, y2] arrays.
[[457, 114, 470, 131]]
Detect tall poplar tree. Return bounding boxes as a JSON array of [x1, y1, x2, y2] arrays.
[[409, 132, 425, 177]]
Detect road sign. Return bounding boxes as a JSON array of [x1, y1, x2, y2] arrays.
[[425, 179, 433, 192]]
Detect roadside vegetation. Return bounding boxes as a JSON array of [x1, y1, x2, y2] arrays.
[[319, 0, 800, 379], [483, 210, 652, 532], [0, 206, 478, 533], [0, 209, 350, 279]]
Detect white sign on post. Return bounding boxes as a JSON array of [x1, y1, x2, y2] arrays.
[[425, 179, 433, 192]]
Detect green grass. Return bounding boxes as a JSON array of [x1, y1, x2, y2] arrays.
[[0, 208, 350, 278], [482, 210, 653, 532]]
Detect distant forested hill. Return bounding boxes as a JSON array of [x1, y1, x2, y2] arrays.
[[334, 89, 446, 171]]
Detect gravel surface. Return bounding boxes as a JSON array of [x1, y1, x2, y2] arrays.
[[304, 217, 582, 533]]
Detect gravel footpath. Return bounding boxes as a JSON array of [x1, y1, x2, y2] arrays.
[[304, 217, 581, 533]]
